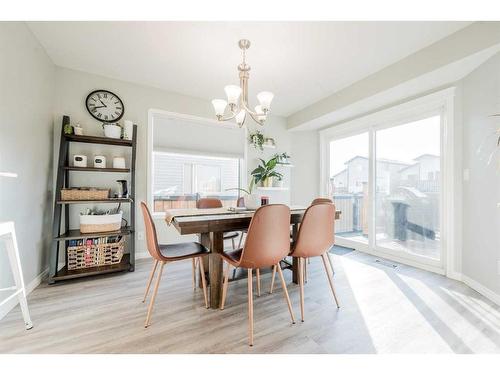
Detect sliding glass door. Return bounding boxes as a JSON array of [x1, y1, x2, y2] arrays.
[[326, 113, 444, 268], [329, 132, 369, 245], [374, 115, 441, 261]]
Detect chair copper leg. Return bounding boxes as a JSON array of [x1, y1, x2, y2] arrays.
[[299, 258, 305, 322], [142, 259, 159, 303], [326, 251, 335, 275], [198, 256, 209, 309], [192, 258, 197, 290], [304, 256, 308, 283], [276, 264, 296, 324], [145, 261, 165, 328], [248, 268, 254, 346], [321, 253, 340, 308], [269, 265, 277, 294], [256, 268, 261, 297], [220, 261, 230, 310]]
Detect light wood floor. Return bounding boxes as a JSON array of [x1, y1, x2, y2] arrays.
[[1, 249, 500, 353]]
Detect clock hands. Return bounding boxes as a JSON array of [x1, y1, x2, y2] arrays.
[[98, 99, 107, 107]]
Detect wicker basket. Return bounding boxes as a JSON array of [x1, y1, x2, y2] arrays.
[[61, 188, 110, 201], [67, 238, 124, 270]]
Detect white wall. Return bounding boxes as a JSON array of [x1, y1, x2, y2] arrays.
[[461, 52, 500, 296], [290, 130, 319, 205], [153, 114, 246, 157], [0, 22, 55, 317], [53, 67, 290, 256]]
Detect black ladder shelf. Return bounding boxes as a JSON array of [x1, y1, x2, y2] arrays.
[[48, 115, 137, 284]]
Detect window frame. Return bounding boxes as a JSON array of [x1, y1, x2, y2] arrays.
[[319, 87, 458, 277], [147, 109, 248, 218]]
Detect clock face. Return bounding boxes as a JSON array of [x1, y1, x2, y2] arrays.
[[85, 90, 124, 122]]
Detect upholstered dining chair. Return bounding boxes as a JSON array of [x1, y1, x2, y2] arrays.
[[219, 204, 296, 346], [140, 202, 209, 328], [196, 198, 240, 249], [311, 197, 333, 205], [291, 202, 340, 322]]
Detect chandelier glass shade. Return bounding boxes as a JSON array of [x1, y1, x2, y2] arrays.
[[211, 39, 274, 127]]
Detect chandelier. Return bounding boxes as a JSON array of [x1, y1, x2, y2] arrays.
[[211, 39, 274, 127]]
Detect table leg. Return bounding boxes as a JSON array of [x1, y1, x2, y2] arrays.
[[208, 232, 224, 309], [199, 234, 210, 288], [291, 223, 299, 284]]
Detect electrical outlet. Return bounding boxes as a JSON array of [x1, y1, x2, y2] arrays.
[[137, 231, 144, 241]]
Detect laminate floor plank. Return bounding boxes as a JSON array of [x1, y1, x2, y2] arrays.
[[1, 250, 499, 354]]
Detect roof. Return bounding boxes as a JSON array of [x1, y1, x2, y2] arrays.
[[412, 153, 440, 160], [343, 155, 411, 166]]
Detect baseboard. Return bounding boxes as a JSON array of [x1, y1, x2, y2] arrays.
[[461, 274, 500, 307], [446, 270, 463, 282], [0, 268, 48, 321]]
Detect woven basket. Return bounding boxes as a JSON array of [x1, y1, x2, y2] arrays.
[[61, 188, 110, 201], [67, 239, 124, 270], [80, 212, 122, 234]]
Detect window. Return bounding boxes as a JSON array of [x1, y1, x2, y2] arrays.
[[153, 151, 240, 212]]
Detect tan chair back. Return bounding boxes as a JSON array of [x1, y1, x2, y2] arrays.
[[238, 204, 291, 269], [140, 202, 164, 261], [197, 198, 223, 209], [292, 203, 335, 258], [311, 197, 333, 205]]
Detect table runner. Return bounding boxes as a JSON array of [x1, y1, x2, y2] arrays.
[[165, 207, 252, 225]]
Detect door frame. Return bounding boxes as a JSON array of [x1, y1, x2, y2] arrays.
[[319, 87, 458, 277]]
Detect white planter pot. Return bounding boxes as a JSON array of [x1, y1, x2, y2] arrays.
[[103, 124, 122, 139], [262, 177, 273, 188], [244, 194, 261, 210]]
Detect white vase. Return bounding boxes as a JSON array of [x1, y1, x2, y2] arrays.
[[263, 177, 273, 188], [244, 194, 261, 210], [103, 124, 122, 139], [123, 120, 134, 140]]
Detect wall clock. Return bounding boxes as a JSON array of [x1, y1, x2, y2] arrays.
[[85, 89, 124, 122]]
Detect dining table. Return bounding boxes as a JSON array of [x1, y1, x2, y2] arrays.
[[166, 205, 341, 309]]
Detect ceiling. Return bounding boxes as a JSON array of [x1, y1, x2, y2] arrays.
[[28, 21, 471, 117]]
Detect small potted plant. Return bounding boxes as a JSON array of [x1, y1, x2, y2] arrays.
[[274, 152, 291, 165], [248, 130, 265, 151]]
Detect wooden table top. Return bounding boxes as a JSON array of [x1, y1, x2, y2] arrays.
[[167, 206, 341, 235]]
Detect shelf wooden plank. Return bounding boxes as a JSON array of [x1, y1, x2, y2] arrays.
[[65, 134, 133, 147], [54, 226, 133, 241], [64, 166, 131, 173], [56, 198, 133, 204], [53, 254, 131, 281]]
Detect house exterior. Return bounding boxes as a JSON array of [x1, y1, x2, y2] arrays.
[[331, 156, 411, 194], [399, 154, 440, 192]]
